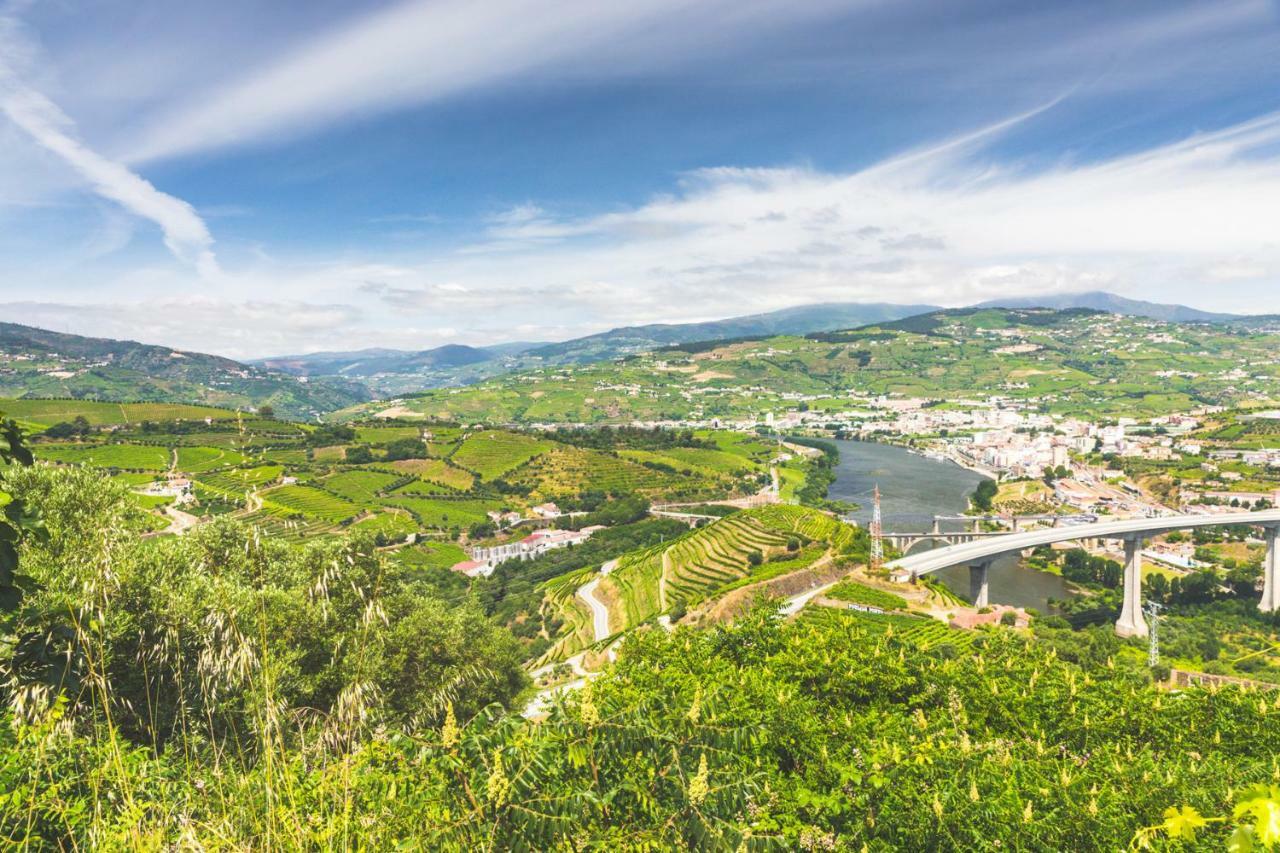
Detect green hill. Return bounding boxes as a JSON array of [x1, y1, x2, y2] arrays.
[[338, 307, 1280, 424], [0, 322, 369, 418]]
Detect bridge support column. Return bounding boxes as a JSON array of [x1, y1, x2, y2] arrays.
[[1261, 527, 1279, 613], [972, 518, 981, 534], [1116, 537, 1148, 638], [1012, 518, 1020, 533], [969, 562, 990, 609], [931, 518, 941, 535]]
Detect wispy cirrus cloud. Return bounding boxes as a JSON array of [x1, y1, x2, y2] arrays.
[[128, 0, 863, 164], [0, 14, 221, 279]]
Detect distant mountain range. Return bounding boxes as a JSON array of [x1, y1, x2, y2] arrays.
[[0, 291, 1267, 414], [253, 302, 939, 394], [974, 291, 1243, 323], [253, 292, 1250, 395], [520, 301, 940, 363]]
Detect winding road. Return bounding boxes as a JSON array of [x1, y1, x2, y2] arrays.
[[577, 558, 617, 643]]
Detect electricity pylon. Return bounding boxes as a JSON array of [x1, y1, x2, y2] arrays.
[[870, 484, 884, 571], [1145, 600, 1163, 668]]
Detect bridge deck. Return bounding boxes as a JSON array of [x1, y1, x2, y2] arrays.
[[887, 509, 1280, 577]]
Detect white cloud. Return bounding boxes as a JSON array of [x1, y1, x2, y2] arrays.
[[0, 28, 221, 278], [129, 0, 862, 163]]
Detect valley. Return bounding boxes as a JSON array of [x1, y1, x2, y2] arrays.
[[5, 300, 1280, 849]]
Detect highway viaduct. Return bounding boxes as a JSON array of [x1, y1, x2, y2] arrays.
[[886, 510, 1280, 638]]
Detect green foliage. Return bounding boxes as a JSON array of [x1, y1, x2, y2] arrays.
[[5, 583, 1277, 848], [826, 579, 908, 610], [970, 478, 998, 512]]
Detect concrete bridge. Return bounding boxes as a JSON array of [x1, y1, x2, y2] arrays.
[[886, 510, 1280, 638], [883, 514, 1096, 550], [884, 530, 1012, 549]]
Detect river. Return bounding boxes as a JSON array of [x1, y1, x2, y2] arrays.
[[825, 438, 1074, 611]]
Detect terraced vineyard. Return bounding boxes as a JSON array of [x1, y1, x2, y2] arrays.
[[661, 513, 792, 603], [195, 465, 283, 499], [536, 567, 600, 667], [38, 442, 171, 471], [450, 430, 552, 479], [262, 485, 362, 523], [599, 506, 859, 635], [620, 446, 755, 477], [750, 504, 859, 550], [321, 469, 405, 502], [599, 543, 668, 635], [383, 495, 502, 529], [238, 511, 336, 541]]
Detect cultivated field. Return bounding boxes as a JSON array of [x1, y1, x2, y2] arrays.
[[38, 442, 171, 471], [450, 430, 552, 479], [1, 398, 236, 426], [262, 485, 362, 524]]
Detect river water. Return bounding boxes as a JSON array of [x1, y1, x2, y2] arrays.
[[825, 438, 1073, 611]]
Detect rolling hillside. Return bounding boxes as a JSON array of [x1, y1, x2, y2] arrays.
[[0, 322, 369, 419], [338, 307, 1280, 424], [251, 301, 939, 396]]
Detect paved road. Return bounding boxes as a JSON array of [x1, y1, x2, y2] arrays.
[[578, 578, 610, 643], [889, 509, 1280, 577]]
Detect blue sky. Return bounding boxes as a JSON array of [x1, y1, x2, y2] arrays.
[[1, 0, 1279, 358]]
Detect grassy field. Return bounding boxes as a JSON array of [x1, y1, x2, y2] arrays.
[[194, 465, 283, 500], [513, 446, 693, 499], [1, 398, 237, 426], [391, 540, 470, 572], [825, 579, 908, 610], [386, 458, 474, 491], [312, 445, 347, 463], [354, 425, 422, 445], [176, 445, 248, 473], [38, 442, 171, 471], [348, 510, 418, 540], [450, 430, 552, 479]]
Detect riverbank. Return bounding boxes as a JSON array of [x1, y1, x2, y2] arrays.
[[824, 438, 1075, 612]]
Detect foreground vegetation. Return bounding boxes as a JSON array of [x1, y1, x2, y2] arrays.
[[3, 469, 1278, 849]]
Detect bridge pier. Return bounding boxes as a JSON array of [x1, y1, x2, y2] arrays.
[[972, 518, 981, 534], [1116, 536, 1148, 638], [931, 518, 941, 535], [969, 561, 991, 609], [1261, 526, 1279, 613]]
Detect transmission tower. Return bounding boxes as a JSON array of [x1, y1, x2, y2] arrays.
[[870, 484, 884, 571], [1145, 601, 1163, 668]]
